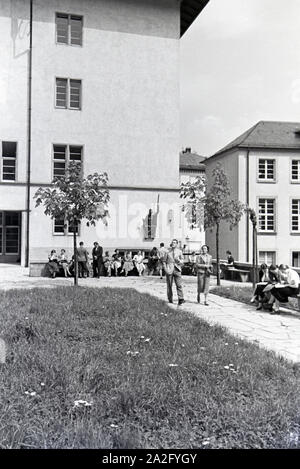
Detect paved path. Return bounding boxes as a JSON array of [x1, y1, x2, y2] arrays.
[[1, 265, 300, 363]]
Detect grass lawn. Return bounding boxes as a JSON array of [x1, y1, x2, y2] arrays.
[[0, 286, 299, 449], [210, 284, 300, 313]]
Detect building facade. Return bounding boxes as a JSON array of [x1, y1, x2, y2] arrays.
[[205, 121, 300, 267], [0, 0, 209, 265], [179, 147, 206, 251]]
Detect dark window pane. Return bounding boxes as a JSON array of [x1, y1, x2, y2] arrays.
[[69, 80, 81, 108], [5, 212, 19, 226], [0, 227, 2, 254], [2, 142, 17, 158], [54, 217, 65, 233], [56, 13, 68, 44], [53, 145, 66, 159], [56, 78, 67, 107], [70, 16, 82, 45], [5, 227, 19, 253], [69, 146, 82, 161]]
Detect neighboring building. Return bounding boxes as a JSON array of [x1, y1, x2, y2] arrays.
[[205, 121, 300, 267], [179, 147, 206, 251], [0, 0, 209, 265]]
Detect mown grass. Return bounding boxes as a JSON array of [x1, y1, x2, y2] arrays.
[[0, 286, 299, 449], [210, 284, 300, 313]]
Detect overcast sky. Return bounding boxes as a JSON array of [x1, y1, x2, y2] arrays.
[[180, 0, 300, 156]]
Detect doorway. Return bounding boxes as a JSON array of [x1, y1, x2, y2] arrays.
[[0, 211, 21, 263]]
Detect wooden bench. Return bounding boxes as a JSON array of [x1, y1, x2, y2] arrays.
[[225, 267, 249, 283]]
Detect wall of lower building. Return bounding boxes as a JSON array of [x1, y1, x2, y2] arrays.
[[204, 150, 241, 261]]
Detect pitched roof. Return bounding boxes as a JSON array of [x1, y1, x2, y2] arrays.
[[181, 0, 210, 36], [210, 121, 300, 159], [180, 150, 206, 170]]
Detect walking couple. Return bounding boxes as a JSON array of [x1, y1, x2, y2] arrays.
[[162, 240, 212, 306]]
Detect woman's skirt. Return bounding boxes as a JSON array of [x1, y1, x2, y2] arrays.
[[270, 285, 299, 303], [48, 261, 59, 275], [254, 282, 268, 299], [123, 261, 134, 272], [197, 272, 210, 294]]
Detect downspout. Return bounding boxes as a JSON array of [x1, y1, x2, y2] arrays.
[[25, 0, 33, 267], [246, 149, 250, 263]]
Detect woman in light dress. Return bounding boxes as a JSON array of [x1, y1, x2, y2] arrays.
[[122, 251, 134, 276], [58, 249, 72, 277], [195, 245, 213, 305], [133, 251, 145, 276]]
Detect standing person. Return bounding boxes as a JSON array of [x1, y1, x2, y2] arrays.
[[158, 242, 168, 279], [122, 251, 134, 276], [147, 247, 159, 276], [133, 251, 145, 276], [77, 241, 89, 278], [47, 250, 60, 278], [196, 245, 213, 305], [267, 264, 300, 314], [163, 239, 185, 306], [103, 251, 113, 277], [58, 249, 71, 277], [92, 241, 103, 278]]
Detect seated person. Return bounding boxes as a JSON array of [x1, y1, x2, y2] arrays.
[[111, 249, 123, 277], [226, 250, 235, 265], [133, 251, 145, 276], [122, 251, 134, 276], [266, 264, 300, 314], [251, 264, 280, 310], [47, 250, 60, 278], [58, 249, 72, 277], [103, 251, 113, 277]]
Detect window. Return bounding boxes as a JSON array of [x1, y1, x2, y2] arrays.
[[291, 160, 300, 182], [291, 199, 300, 232], [53, 144, 82, 179], [258, 159, 275, 181], [5, 212, 19, 254], [54, 217, 79, 235], [258, 198, 275, 232], [292, 252, 300, 268], [0, 212, 2, 254], [259, 251, 276, 265], [1, 142, 17, 181], [56, 13, 83, 46], [55, 78, 81, 109]]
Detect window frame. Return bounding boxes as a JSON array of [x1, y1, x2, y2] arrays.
[[257, 157, 276, 183], [290, 157, 300, 184], [258, 250, 276, 266], [52, 143, 84, 180], [55, 77, 82, 110], [4, 212, 20, 255], [0, 212, 3, 254], [257, 197, 276, 234], [291, 251, 300, 268], [53, 217, 80, 236], [55, 12, 83, 47], [290, 198, 300, 234], [1, 141, 17, 182]]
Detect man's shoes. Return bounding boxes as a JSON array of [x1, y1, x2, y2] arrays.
[[256, 303, 263, 310], [169, 300, 173, 304], [178, 299, 185, 306]]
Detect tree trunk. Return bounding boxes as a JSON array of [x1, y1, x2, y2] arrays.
[[216, 223, 220, 286], [73, 228, 78, 286]]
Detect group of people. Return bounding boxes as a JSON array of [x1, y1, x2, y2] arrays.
[[251, 263, 300, 314]]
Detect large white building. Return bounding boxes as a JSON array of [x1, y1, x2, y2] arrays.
[[205, 121, 300, 267], [0, 0, 209, 265]]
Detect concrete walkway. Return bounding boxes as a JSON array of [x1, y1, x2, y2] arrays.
[[1, 265, 300, 363]]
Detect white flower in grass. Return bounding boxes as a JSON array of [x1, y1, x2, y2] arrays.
[[202, 438, 210, 446], [25, 391, 37, 396], [225, 343, 229, 346], [110, 424, 119, 428], [169, 363, 179, 367], [229, 364, 234, 367], [140, 336, 145, 339], [224, 366, 230, 370], [200, 347, 206, 350], [235, 342, 239, 345], [74, 399, 92, 408], [144, 338, 150, 342]]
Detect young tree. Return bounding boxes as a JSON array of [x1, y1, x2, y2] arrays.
[[34, 161, 110, 286], [181, 163, 246, 285]]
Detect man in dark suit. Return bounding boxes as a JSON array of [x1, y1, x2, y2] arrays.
[[92, 241, 103, 278]]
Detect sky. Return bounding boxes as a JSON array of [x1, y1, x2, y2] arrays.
[[180, 0, 300, 156]]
